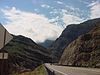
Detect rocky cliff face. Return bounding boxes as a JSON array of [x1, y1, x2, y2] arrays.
[[59, 25, 100, 68], [3, 35, 51, 73], [50, 18, 100, 62]]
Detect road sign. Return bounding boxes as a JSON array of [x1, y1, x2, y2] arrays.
[[0, 23, 13, 75], [0, 53, 8, 59], [0, 53, 3, 59], [0, 23, 13, 49]]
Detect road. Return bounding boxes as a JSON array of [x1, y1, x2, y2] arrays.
[[45, 63, 100, 75]]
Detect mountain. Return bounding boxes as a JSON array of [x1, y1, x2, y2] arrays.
[[59, 25, 100, 68], [38, 39, 54, 48], [3, 35, 51, 73], [50, 18, 100, 62]]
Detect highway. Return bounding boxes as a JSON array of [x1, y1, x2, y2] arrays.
[[45, 63, 100, 75]]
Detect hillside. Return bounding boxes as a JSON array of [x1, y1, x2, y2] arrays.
[[12, 65, 47, 75], [50, 18, 100, 62], [3, 35, 51, 74], [59, 25, 100, 68]]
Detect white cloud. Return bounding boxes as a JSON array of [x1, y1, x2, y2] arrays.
[[79, 0, 90, 5], [88, 1, 98, 7], [49, 9, 58, 14], [60, 8, 84, 26], [56, 1, 63, 4], [62, 13, 83, 25], [62, 9, 68, 13], [34, 9, 39, 13], [1, 7, 63, 43], [49, 7, 83, 26], [89, 1, 100, 19], [41, 4, 50, 8]]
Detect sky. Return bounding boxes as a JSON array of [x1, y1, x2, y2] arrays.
[[0, 0, 100, 43]]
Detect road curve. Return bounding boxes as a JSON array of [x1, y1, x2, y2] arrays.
[[45, 63, 100, 75]]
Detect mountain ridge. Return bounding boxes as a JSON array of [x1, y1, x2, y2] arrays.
[[50, 18, 100, 62]]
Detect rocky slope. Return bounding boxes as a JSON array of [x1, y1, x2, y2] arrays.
[[3, 35, 51, 73], [59, 25, 100, 68], [50, 18, 100, 62]]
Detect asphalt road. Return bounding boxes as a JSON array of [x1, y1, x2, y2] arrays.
[[45, 63, 100, 75]]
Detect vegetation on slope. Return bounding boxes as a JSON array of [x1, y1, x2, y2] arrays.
[[11, 65, 47, 75], [3, 35, 51, 74]]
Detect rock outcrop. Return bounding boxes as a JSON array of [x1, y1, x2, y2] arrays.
[[59, 25, 100, 68]]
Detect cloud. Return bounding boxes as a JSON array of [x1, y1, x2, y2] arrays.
[[48, 3, 84, 26], [62, 13, 83, 25], [41, 4, 50, 8], [56, 1, 63, 4], [49, 8, 84, 26], [1, 7, 63, 43], [88, 1, 98, 7], [89, 1, 100, 19], [78, 0, 90, 5], [34, 9, 39, 13]]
